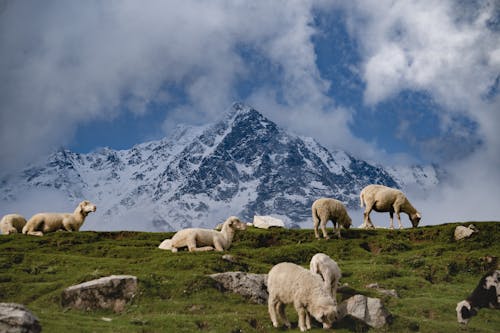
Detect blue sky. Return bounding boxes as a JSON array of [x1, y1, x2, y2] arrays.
[[1, 1, 500, 221]]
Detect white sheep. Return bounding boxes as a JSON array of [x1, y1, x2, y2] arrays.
[[22, 200, 97, 236], [312, 198, 352, 239], [359, 184, 421, 229], [158, 216, 247, 252], [0, 214, 27, 234], [310, 253, 342, 299], [267, 262, 338, 332]]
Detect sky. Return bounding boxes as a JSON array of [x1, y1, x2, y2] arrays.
[[1, 0, 499, 224]]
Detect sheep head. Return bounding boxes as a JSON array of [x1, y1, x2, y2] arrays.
[[225, 216, 247, 231], [310, 298, 338, 328], [77, 200, 97, 217], [410, 212, 421, 228], [456, 300, 475, 324]]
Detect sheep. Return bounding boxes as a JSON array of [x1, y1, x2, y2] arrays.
[[456, 270, 499, 325], [158, 216, 247, 252], [0, 214, 27, 234], [310, 253, 342, 299], [312, 198, 352, 239], [359, 184, 421, 229], [22, 200, 97, 236], [267, 262, 338, 332]]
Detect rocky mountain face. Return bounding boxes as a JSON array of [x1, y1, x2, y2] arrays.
[[0, 103, 439, 231]]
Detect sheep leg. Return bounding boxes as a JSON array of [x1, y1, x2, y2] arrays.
[[396, 212, 403, 229], [295, 304, 308, 332], [389, 212, 395, 229], [277, 302, 290, 328], [213, 239, 224, 252], [189, 246, 215, 252], [313, 214, 320, 239], [186, 237, 214, 252], [305, 311, 311, 330], [27, 231, 44, 237], [268, 296, 280, 328], [363, 205, 375, 229], [320, 220, 330, 239]]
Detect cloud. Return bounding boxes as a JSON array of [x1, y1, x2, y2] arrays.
[[1, 0, 376, 176], [334, 0, 500, 223]]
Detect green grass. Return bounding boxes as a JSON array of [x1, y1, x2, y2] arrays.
[[0, 222, 498, 332]]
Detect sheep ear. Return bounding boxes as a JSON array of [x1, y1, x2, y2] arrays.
[[416, 212, 421, 218]]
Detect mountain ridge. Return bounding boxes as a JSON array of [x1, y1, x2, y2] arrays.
[[0, 102, 439, 231]]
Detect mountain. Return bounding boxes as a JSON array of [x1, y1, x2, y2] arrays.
[[0, 103, 439, 231]]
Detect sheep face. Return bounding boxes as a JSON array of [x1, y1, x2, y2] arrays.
[[227, 216, 247, 231], [311, 299, 338, 328], [344, 216, 352, 229], [456, 300, 475, 324], [410, 212, 421, 228], [79, 200, 97, 215]]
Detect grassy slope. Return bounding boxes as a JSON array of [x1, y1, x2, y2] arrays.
[[0, 222, 498, 333]]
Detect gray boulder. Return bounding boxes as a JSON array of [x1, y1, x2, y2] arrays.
[[0, 303, 41, 333], [61, 275, 138, 313], [338, 294, 392, 328], [209, 272, 268, 304]]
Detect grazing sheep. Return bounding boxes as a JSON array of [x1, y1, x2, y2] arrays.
[[267, 262, 338, 332], [22, 200, 97, 236], [312, 198, 352, 239], [159, 216, 246, 253], [0, 214, 27, 234], [456, 270, 499, 325], [310, 253, 342, 299], [359, 184, 421, 229]]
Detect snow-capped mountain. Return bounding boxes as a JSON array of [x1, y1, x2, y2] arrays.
[[0, 103, 439, 231]]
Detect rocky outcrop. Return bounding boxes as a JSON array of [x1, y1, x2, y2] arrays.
[[365, 283, 399, 298], [0, 303, 41, 333], [61, 275, 138, 313], [252, 216, 285, 229], [338, 294, 392, 328], [209, 272, 268, 304]]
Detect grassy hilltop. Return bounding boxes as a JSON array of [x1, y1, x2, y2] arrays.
[[0, 222, 499, 333]]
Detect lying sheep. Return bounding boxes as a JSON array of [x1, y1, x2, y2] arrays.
[[158, 216, 246, 252], [359, 184, 421, 229], [267, 262, 338, 332], [312, 198, 352, 239], [22, 200, 97, 236], [456, 270, 499, 325], [0, 214, 27, 234], [310, 253, 342, 299]]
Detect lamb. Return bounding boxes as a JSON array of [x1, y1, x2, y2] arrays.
[[359, 184, 421, 229], [158, 216, 247, 252], [456, 270, 499, 325], [22, 200, 97, 236], [267, 262, 338, 332], [310, 253, 342, 299], [0, 214, 27, 234], [312, 198, 352, 239]]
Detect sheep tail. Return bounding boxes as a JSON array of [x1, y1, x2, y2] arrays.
[[359, 191, 365, 208]]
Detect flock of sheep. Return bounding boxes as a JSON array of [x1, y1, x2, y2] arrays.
[[2, 184, 498, 329]]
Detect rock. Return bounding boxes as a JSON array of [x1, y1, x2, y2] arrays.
[[338, 294, 392, 328], [0, 303, 41, 333], [209, 272, 268, 304], [365, 283, 399, 298], [454, 225, 478, 241], [253, 216, 285, 229], [61, 275, 138, 313], [222, 254, 237, 263]]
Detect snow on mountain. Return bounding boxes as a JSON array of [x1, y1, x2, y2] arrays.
[[0, 102, 440, 231]]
